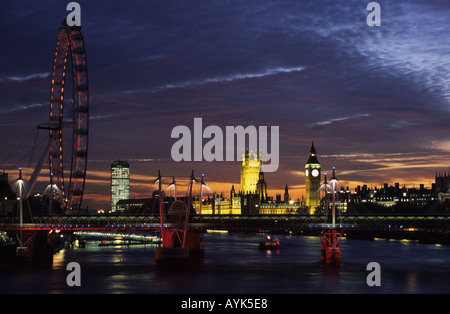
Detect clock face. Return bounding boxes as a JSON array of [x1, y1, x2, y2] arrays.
[[305, 169, 309, 177], [311, 169, 319, 177]]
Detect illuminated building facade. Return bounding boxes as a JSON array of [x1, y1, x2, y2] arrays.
[[305, 142, 321, 214], [110, 160, 130, 212], [240, 149, 261, 195], [192, 186, 241, 215], [229, 185, 242, 214], [350, 181, 446, 209]]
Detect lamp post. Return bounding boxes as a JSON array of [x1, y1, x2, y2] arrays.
[[199, 173, 209, 215], [49, 172, 53, 215], [330, 167, 339, 229], [16, 167, 25, 248], [18, 168, 24, 228], [320, 172, 330, 217]]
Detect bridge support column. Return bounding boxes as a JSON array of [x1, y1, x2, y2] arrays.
[[31, 231, 54, 267], [321, 229, 341, 267], [9, 230, 55, 267], [155, 230, 204, 266]]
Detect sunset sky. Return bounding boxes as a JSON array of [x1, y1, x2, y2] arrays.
[[1, 0, 449, 210]]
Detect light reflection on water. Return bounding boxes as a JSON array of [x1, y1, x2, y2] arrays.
[[1, 233, 450, 294]]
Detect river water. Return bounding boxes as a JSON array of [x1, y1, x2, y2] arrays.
[[1, 232, 450, 294]]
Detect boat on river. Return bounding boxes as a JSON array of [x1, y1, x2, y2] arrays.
[[259, 235, 280, 250]]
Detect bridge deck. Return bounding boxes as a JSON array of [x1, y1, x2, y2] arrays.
[[1, 214, 449, 232]]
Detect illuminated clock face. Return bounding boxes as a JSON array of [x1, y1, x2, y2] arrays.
[[311, 169, 319, 177], [305, 169, 309, 177]]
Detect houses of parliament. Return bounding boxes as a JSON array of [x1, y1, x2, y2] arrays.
[[192, 143, 320, 215]]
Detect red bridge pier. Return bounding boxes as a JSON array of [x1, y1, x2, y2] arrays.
[[320, 167, 342, 267], [320, 229, 342, 267], [154, 170, 205, 267], [155, 229, 204, 266]]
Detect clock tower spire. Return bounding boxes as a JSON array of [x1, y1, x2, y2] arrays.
[[305, 141, 321, 214]]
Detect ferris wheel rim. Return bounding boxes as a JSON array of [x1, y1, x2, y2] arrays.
[[48, 23, 89, 214]]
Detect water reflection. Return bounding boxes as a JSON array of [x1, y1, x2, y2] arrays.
[[52, 249, 66, 271], [1, 233, 450, 293], [406, 272, 418, 293]]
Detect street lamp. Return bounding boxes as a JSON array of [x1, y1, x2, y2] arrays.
[[329, 167, 339, 228]]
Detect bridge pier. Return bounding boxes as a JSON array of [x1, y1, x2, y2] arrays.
[[31, 231, 54, 267], [0, 230, 60, 267], [155, 193, 205, 267], [320, 229, 342, 267], [155, 230, 204, 266]]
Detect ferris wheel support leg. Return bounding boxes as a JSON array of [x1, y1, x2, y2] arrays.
[[25, 139, 52, 200]]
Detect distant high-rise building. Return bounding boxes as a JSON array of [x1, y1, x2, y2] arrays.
[[305, 141, 321, 214], [110, 160, 130, 211]]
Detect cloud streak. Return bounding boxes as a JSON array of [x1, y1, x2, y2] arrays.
[[117, 66, 306, 96], [0, 103, 45, 114], [310, 113, 370, 127], [1, 72, 50, 82]]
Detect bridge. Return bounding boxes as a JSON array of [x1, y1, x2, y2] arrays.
[[2, 213, 450, 233], [1, 213, 449, 266]]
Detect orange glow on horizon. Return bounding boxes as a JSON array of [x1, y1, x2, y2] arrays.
[[5, 150, 448, 210]]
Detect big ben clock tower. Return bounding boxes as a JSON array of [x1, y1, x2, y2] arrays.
[[305, 141, 321, 214]]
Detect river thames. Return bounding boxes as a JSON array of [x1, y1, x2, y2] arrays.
[[1, 232, 450, 294]]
